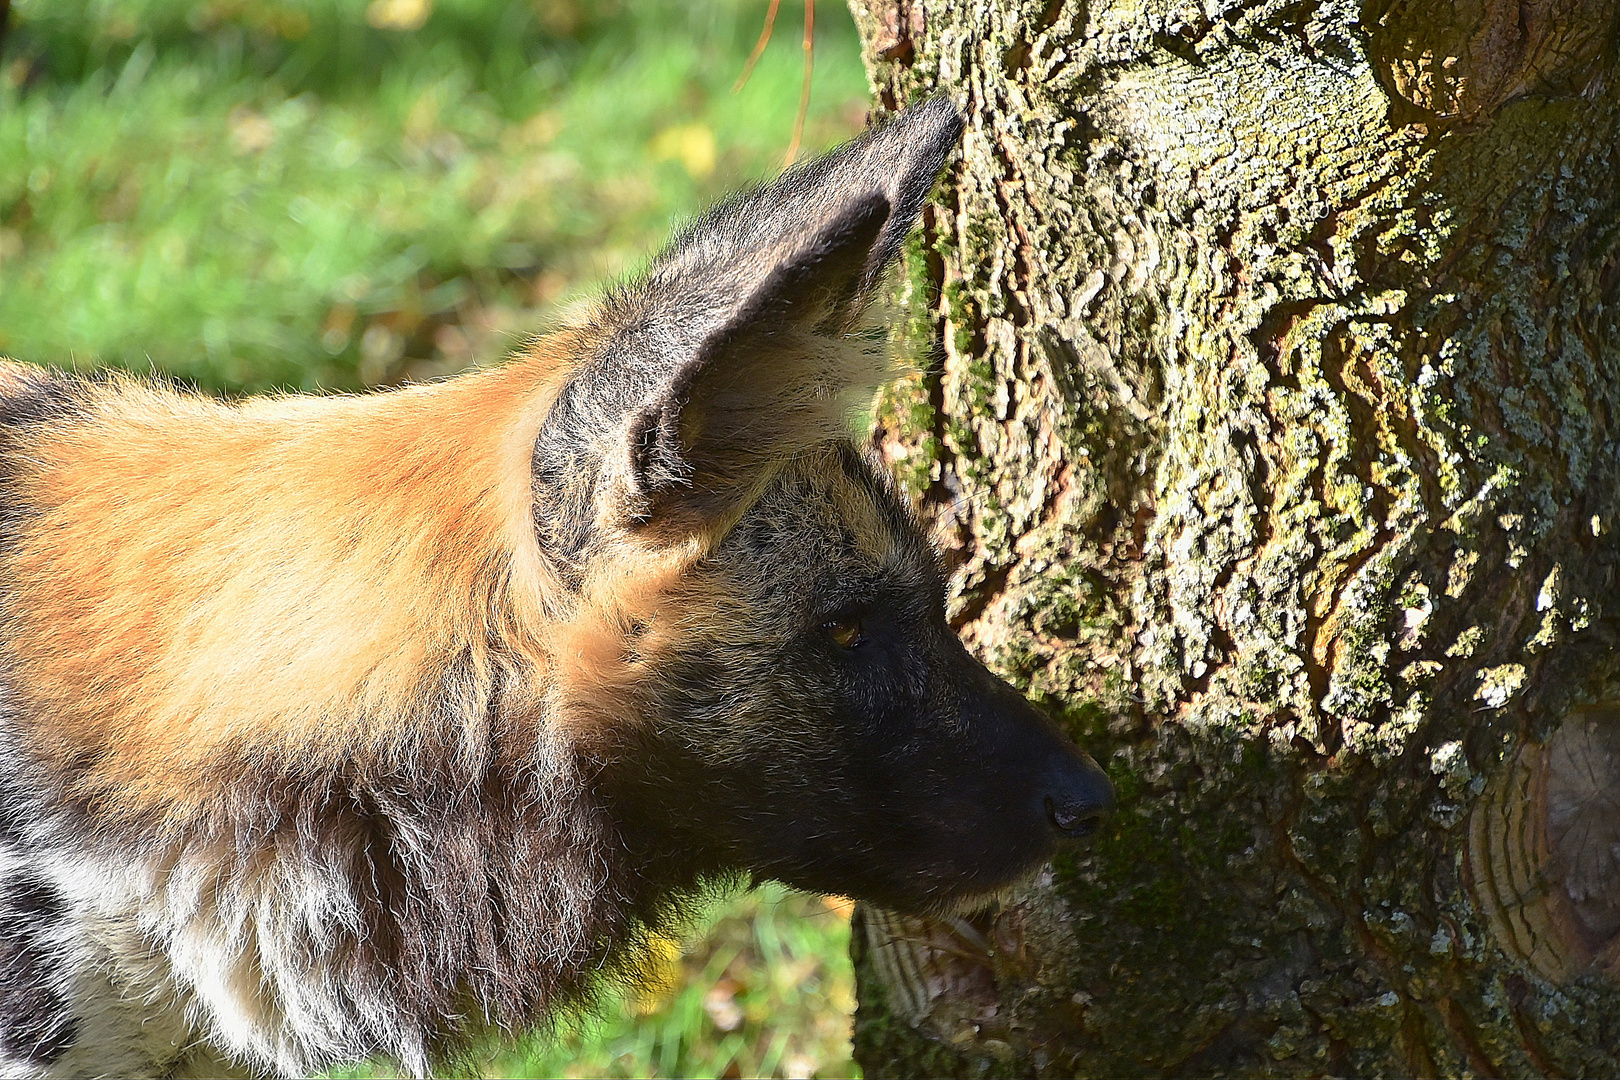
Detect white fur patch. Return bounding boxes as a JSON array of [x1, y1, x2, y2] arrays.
[[0, 840, 432, 1079]]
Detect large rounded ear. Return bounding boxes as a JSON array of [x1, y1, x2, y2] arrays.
[[534, 98, 964, 558], [621, 191, 892, 531]]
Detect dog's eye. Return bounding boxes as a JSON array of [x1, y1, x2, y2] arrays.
[[824, 617, 865, 650]]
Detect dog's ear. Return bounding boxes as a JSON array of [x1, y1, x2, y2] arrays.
[[618, 190, 891, 532], [535, 98, 963, 548]]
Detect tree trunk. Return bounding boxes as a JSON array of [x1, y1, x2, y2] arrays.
[[846, 0, 1620, 1075]]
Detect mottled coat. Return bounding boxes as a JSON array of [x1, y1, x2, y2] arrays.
[[0, 99, 1110, 1079]]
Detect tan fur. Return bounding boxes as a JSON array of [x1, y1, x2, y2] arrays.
[[543, 544, 702, 733], [0, 349, 589, 831]]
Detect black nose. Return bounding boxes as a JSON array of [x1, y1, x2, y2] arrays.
[[1047, 796, 1108, 837], [1044, 752, 1115, 840]]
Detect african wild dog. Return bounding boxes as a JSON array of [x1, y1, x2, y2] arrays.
[[0, 97, 1112, 1078]]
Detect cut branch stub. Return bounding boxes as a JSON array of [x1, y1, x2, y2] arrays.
[[1366, 0, 1616, 121], [1469, 705, 1620, 983], [855, 906, 1001, 1037]]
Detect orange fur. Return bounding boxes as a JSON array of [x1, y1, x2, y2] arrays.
[[544, 544, 706, 737], [0, 349, 591, 829], [0, 329, 884, 835]]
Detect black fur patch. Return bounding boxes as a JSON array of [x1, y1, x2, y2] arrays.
[[0, 762, 30, 849], [0, 870, 77, 1064], [0, 374, 82, 430], [4, 873, 63, 922], [0, 368, 89, 551]]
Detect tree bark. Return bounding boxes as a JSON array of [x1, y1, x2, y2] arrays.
[[847, 0, 1620, 1075]]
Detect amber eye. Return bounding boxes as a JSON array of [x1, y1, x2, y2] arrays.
[[824, 617, 865, 650]]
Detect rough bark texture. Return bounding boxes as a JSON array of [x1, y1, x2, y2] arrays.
[[848, 0, 1620, 1075]]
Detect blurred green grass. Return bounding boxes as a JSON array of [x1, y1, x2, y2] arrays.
[[336, 886, 859, 1080], [0, 2, 868, 1076], [508, 887, 858, 1080], [0, 0, 870, 392]]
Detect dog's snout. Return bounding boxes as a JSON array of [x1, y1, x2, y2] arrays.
[[1043, 753, 1115, 840]]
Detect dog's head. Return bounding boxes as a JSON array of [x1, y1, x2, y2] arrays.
[[533, 99, 1112, 912]]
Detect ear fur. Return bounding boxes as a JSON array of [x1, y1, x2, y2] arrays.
[[532, 97, 963, 555], [622, 192, 891, 529]]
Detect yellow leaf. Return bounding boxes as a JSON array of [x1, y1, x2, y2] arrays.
[[630, 933, 683, 1015], [650, 123, 717, 179], [366, 0, 432, 32]]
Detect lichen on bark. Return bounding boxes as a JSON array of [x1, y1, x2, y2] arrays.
[[851, 0, 1620, 1074]]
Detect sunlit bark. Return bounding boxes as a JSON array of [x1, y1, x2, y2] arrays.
[[849, 0, 1620, 1073]]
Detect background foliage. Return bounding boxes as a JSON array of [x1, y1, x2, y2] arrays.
[[1, 0, 867, 392], [0, 1, 869, 1076]]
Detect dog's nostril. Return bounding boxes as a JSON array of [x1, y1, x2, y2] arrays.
[[1047, 797, 1108, 838]]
